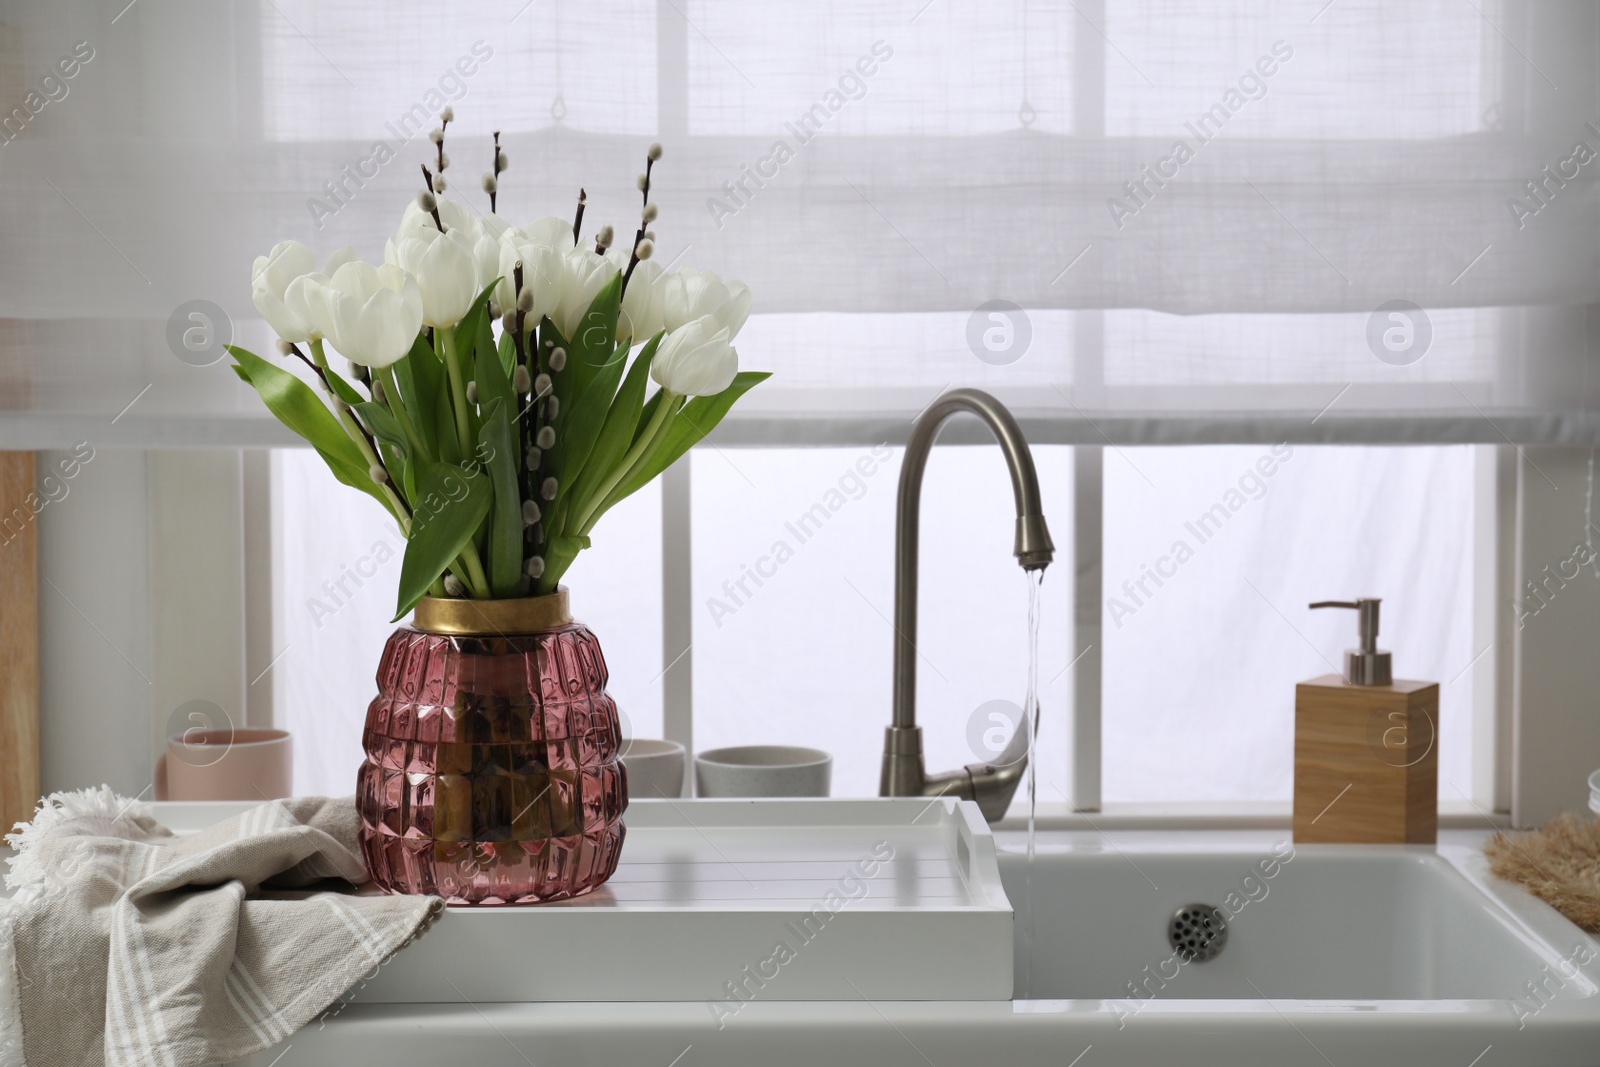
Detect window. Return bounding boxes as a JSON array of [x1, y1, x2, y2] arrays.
[[689, 444, 1073, 802], [276, 438, 1492, 812], [1100, 444, 1485, 805], [257, 1, 1521, 810]]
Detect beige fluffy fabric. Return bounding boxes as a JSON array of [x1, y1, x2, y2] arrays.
[[1, 788, 442, 1067], [1485, 811, 1600, 933]]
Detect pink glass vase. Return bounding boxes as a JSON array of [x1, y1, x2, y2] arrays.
[[356, 589, 627, 904]]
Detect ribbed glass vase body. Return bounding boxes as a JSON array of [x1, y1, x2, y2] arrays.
[[356, 621, 627, 905]]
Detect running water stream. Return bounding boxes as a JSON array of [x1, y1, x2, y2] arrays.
[[1020, 568, 1044, 997]]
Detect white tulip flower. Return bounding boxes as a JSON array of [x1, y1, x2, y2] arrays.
[[491, 215, 575, 313], [662, 268, 751, 340], [322, 244, 360, 277], [550, 245, 620, 342], [518, 215, 577, 252], [251, 242, 360, 343], [395, 196, 474, 240], [320, 261, 423, 370], [472, 213, 512, 295], [386, 227, 480, 328], [605, 246, 666, 342], [251, 240, 314, 300], [280, 272, 333, 342], [651, 314, 738, 396], [496, 230, 565, 323]]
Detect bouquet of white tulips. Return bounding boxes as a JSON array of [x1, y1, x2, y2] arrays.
[[233, 114, 765, 620]]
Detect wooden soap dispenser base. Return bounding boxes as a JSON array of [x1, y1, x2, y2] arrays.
[[1293, 597, 1438, 845]]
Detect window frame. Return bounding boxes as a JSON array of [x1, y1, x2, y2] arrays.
[[645, 430, 1511, 826], [213, 0, 1519, 825]]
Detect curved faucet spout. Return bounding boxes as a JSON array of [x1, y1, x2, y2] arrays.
[[880, 388, 1053, 823]]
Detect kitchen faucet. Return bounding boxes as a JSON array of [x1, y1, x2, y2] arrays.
[[880, 388, 1054, 822]]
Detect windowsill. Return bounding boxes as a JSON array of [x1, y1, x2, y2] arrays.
[[992, 800, 1512, 833]]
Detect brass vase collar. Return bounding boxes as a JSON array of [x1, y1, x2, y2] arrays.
[[413, 588, 571, 635]]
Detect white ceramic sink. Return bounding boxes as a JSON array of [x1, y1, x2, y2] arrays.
[[1002, 835, 1598, 1003], [234, 826, 1600, 1067]]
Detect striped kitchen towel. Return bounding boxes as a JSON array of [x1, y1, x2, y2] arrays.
[[0, 788, 441, 1067]]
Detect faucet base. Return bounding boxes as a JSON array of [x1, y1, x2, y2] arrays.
[[879, 725, 927, 798], [880, 724, 1024, 823]]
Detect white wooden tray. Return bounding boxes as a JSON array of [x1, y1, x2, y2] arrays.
[[154, 797, 1013, 1004]]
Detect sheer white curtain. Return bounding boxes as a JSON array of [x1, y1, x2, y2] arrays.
[[0, 0, 1526, 798], [1101, 444, 1480, 804], [1, 1, 1595, 440]]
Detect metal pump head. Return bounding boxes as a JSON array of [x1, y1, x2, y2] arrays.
[[1308, 597, 1392, 686]]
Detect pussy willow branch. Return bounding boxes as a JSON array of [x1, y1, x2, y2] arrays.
[[419, 164, 444, 232], [571, 187, 586, 245], [620, 152, 656, 298]]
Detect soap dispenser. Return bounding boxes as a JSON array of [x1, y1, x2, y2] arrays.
[[1292, 598, 1438, 844]]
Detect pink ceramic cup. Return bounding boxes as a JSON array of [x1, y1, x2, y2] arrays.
[[156, 728, 293, 802]]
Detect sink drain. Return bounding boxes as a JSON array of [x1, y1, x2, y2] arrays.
[[1169, 903, 1228, 963]]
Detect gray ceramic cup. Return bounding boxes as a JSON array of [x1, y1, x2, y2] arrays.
[[694, 745, 832, 798], [621, 738, 687, 799]]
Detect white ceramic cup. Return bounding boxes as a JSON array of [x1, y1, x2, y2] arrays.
[[622, 738, 687, 799], [695, 745, 832, 798]]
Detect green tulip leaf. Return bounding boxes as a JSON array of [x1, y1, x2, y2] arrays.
[[632, 388, 664, 449], [321, 362, 367, 409], [397, 442, 417, 503], [497, 328, 517, 380], [474, 306, 514, 428], [477, 398, 523, 597], [453, 280, 499, 371], [534, 533, 591, 596], [435, 315, 485, 456], [354, 400, 412, 504], [395, 460, 492, 620], [564, 331, 662, 527], [431, 376, 462, 465], [570, 272, 623, 390], [228, 344, 392, 516], [605, 372, 770, 516], [544, 277, 621, 452], [547, 338, 628, 519], [354, 401, 406, 458], [392, 333, 442, 460], [428, 328, 468, 466]]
